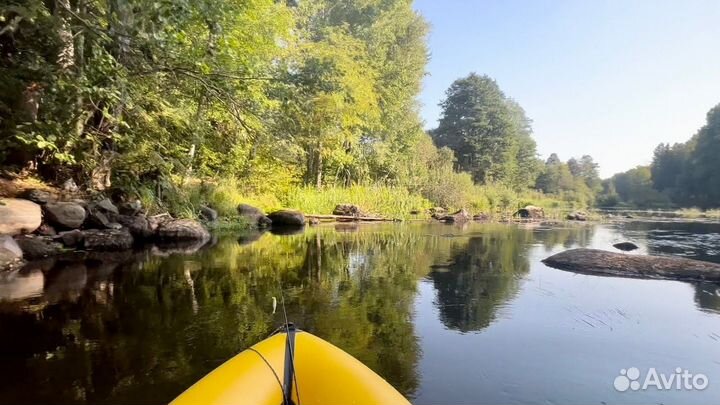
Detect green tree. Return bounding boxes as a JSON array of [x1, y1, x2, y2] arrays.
[[432, 73, 537, 186]]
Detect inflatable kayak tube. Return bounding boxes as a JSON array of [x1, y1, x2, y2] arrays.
[[171, 324, 410, 405]]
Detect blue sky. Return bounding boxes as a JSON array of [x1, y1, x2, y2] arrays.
[[413, 0, 720, 177]]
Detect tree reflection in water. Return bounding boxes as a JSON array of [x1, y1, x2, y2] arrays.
[[0, 222, 610, 404]]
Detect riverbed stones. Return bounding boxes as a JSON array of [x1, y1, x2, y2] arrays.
[[237, 204, 272, 228], [43, 202, 87, 229], [267, 210, 305, 227], [613, 242, 639, 251], [156, 219, 210, 241], [542, 248, 720, 282], [0, 198, 42, 235]]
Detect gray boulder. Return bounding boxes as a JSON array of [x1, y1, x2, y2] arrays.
[[0, 198, 42, 235], [56, 229, 85, 247], [515, 205, 545, 219], [14, 235, 64, 259], [473, 213, 490, 221], [23, 189, 53, 205], [439, 208, 471, 223], [0, 235, 23, 266], [200, 206, 218, 222], [333, 204, 366, 217], [156, 219, 210, 241], [44, 202, 87, 229], [567, 211, 588, 221], [86, 199, 121, 229], [96, 198, 119, 215], [237, 204, 272, 228], [267, 210, 305, 227], [543, 248, 720, 282], [429, 207, 447, 219], [83, 229, 134, 250], [119, 200, 143, 216], [62, 178, 79, 192], [116, 214, 155, 239], [35, 223, 57, 236]]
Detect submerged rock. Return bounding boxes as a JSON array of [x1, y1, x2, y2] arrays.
[[0, 198, 42, 235], [44, 202, 87, 229], [613, 242, 639, 251], [542, 248, 720, 282]]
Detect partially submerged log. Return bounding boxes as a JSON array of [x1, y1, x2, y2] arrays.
[[305, 214, 397, 222], [542, 248, 720, 282]]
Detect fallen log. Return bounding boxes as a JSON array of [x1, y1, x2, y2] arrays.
[[542, 248, 720, 282], [304, 214, 397, 222]]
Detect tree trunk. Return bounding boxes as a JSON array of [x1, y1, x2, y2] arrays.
[[55, 0, 75, 69], [315, 148, 323, 188]]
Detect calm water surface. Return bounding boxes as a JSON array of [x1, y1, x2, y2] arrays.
[[1, 220, 719, 404]]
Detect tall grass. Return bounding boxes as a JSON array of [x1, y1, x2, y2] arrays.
[[282, 185, 431, 218], [130, 175, 587, 221]]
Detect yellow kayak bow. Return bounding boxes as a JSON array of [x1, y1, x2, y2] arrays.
[[171, 325, 410, 405]]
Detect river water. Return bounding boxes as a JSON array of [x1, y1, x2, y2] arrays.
[[1, 220, 719, 404]]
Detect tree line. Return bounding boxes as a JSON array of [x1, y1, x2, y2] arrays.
[[599, 103, 720, 208], [1, 0, 601, 213]]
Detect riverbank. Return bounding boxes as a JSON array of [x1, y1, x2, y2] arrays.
[[0, 175, 594, 270]]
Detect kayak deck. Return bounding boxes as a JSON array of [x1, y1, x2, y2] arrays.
[[171, 329, 410, 405]]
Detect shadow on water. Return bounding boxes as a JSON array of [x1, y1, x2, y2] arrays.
[[0, 221, 718, 404]]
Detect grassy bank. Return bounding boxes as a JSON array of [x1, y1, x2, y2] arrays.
[[140, 177, 586, 223]]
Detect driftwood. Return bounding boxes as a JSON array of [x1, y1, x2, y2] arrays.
[[304, 214, 396, 222], [542, 248, 720, 282]]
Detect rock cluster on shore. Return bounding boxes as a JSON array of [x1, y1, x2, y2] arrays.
[[0, 192, 211, 268]]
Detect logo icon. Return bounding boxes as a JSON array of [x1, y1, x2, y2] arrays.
[[613, 367, 709, 392], [614, 367, 641, 392]]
